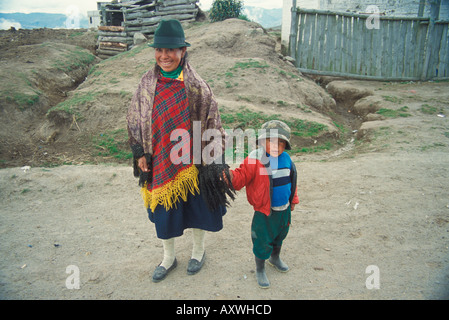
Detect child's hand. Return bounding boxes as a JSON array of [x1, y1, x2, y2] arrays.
[[291, 203, 296, 211], [222, 170, 233, 187]]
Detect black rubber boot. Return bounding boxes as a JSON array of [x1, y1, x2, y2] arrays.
[[255, 256, 270, 288], [268, 246, 289, 272]]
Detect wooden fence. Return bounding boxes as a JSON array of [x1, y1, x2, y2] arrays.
[[289, 8, 449, 80]]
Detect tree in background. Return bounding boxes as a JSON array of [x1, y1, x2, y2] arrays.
[[209, 0, 245, 22]]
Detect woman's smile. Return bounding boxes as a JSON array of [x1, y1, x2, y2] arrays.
[[155, 47, 186, 72]]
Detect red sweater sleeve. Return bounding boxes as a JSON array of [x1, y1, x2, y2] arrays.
[[230, 157, 256, 191]]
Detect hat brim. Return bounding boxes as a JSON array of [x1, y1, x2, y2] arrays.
[[148, 41, 191, 48], [258, 132, 292, 150]]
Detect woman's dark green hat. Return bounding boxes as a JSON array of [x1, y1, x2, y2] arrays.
[[149, 19, 191, 48]]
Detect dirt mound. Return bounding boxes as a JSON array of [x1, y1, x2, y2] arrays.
[[1, 19, 347, 168], [0, 29, 99, 168]]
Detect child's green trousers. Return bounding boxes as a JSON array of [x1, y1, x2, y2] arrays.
[[251, 206, 291, 260]]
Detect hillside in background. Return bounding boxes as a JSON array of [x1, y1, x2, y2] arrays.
[[0, 6, 282, 30], [0, 13, 89, 29], [243, 6, 282, 28]]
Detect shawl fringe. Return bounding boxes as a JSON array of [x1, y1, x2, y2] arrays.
[[141, 165, 199, 212]]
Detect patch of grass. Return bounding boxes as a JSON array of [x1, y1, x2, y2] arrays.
[[92, 128, 133, 160], [220, 107, 329, 156], [420, 142, 446, 152], [2, 73, 42, 110], [376, 106, 411, 118], [47, 91, 98, 119], [230, 59, 269, 72], [4, 91, 41, 110], [382, 95, 403, 104], [420, 104, 443, 115], [292, 141, 333, 153], [53, 47, 96, 72], [333, 121, 346, 133]]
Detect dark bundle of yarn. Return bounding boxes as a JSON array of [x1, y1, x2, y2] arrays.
[[131, 143, 152, 187], [136, 154, 152, 187], [197, 163, 236, 212]]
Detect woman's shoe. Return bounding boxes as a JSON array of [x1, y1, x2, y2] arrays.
[[152, 258, 177, 283], [187, 252, 206, 275]]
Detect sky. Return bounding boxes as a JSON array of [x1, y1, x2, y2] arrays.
[[0, 0, 284, 15]]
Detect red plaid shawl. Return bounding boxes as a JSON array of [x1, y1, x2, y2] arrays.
[[128, 62, 228, 211], [142, 75, 199, 211]]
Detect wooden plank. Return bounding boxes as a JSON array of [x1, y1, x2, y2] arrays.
[[428, 23, 445, 78], [124, 2, 156, 13], [98, 25, 125, 32], [99, 36, 133, 43], [316, 13, 326, 71], [298, 67, 421, 81], [415, 22, 428, 78], [157, 4, 196, 12], [371, 24, 382, 77], [159, 0, 197, 7], [295, 12, 304, 67], [341, 16, 351, 74], [297, 8, 429, 21], [99, 41, 128, 48], [289, 9, 298, 61], [124, 13, 196, 26], [97, 48, 126, 56], [380, 20, 391, 78], [403, 20, 414, 78], [437, 24, 449, 78], [311, 13, 319, 69], [126, 8, 196, 20], [398, 19, 408, 77], [323, 14, 332, 71], [360, 17, 370, 76], [98, 31, 128, 37], [334, 14, 343, 73], [302, 14, 312, 69], [389, 20, 399, 78], [350, 17, 359, 74]]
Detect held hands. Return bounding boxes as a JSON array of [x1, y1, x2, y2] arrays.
[[222, 170, 233, 187], [221, 169, 296, 211], [138, 156, 150, 172]]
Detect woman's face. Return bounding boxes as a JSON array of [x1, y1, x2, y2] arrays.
[[155, 47, 186, 72]]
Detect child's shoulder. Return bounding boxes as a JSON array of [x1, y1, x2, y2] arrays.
[[247, 147, 266, 161], [279, 151, 295, 168]]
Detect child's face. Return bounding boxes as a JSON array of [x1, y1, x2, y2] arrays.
[[264, 138, 286, 157]]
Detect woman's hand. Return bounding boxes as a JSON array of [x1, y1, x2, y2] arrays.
[[222, 170, 233, 187], [137, 156, 150, 172]]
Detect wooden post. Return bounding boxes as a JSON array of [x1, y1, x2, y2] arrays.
[[288, 0, 297, 60], [422, 0, 441, 80], [418, 0, 425, 17], [421, 0, 442, 79]]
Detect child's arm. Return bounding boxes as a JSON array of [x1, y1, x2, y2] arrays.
[[291, 187, 299, 211], [227, 157, 256, 191]]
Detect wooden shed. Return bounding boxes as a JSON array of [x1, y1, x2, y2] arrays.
[[97, 0, 200, 59]]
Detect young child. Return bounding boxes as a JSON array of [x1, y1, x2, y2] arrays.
[[227, 120, 299, 288]]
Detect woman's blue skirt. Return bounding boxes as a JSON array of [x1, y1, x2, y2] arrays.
[[148, 191, 226, 239]]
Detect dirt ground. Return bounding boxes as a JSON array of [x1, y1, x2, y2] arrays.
[[0, 20, 449, 300]]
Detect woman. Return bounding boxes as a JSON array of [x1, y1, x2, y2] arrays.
[[127, 20, 233, 282]]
